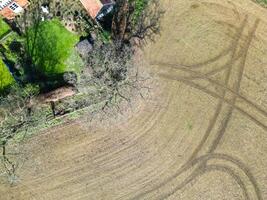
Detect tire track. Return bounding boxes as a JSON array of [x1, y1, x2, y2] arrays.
[[131, 14, 245, 198], [154, 64, 267, 118], [159, 76, 267, 131], [143, 153, 262, 200], [91, 91, 175, 164], [160, 153, 262, 200], [208, 18, 260, 153], [178, 46, 233, 69], [169, 16, 248, 163], [132, 15, 263, 200], [154, 15, 245, 71], [22, 93, 173, 187], [156, 18, 262, 200], [158, 164, 249, 200], [151, 50, 243, 81]]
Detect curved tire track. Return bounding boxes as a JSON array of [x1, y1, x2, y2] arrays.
[[132, 14, 262, 200]]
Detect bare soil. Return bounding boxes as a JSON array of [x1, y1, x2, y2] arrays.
[[1, 0, 267, 199]]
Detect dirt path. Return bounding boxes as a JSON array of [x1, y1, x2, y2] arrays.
[[1, 0, 267, 199]]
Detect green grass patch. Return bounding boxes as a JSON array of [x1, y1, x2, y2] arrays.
[[186, 120, 193, 131], [27, 19, 82, 75], [0, 59, 14, 92], [256, 0, 267, 6], [130, 0, 148, 24], [0, 18, 10, 38], [99, 30, 112, 43]]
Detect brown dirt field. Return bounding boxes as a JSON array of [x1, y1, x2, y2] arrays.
[[1, 0, 267, 199]]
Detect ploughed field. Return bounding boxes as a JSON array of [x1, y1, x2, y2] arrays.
[[1, 0, 267, 199]]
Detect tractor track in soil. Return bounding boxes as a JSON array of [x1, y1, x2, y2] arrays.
[[1, 1, 267, 200], [131, 10, 263, 200]]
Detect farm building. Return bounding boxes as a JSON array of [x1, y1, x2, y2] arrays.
[[79, 0, 115, 20], [0, 0, 29, 19]]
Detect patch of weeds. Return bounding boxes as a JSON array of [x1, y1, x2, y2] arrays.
[[256, 0, 267, 6], [130, 0, 148, 25], [191, 3, 200, 9], [186, 121, 193, 131], [99, 30, 111, 43]]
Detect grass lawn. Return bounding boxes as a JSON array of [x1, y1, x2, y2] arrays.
[[0, 59, 14, 92], [27, 19, 83, 75], [0, 18, 10, 38]]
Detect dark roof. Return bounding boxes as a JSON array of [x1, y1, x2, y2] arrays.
[[79, 0, 115, 19], [100, 0, 114, 5]]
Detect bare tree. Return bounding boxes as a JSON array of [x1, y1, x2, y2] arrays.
[[111, 0, 163, 45], [77, 42, 148, 112], [0, 85, 41, 182]]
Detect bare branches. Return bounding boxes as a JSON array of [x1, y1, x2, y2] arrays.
[[1, 146, 18, 185], [111, 0, 164, 45], [75, 41, 147, 115], [0, 85, 39, 146]]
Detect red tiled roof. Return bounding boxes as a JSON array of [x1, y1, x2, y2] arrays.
[[79, 0, 103, 19], [0, 0, 29, 19]]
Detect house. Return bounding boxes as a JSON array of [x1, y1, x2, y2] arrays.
[[79, 0, 115, 21], [0, 0, 29, 20]]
